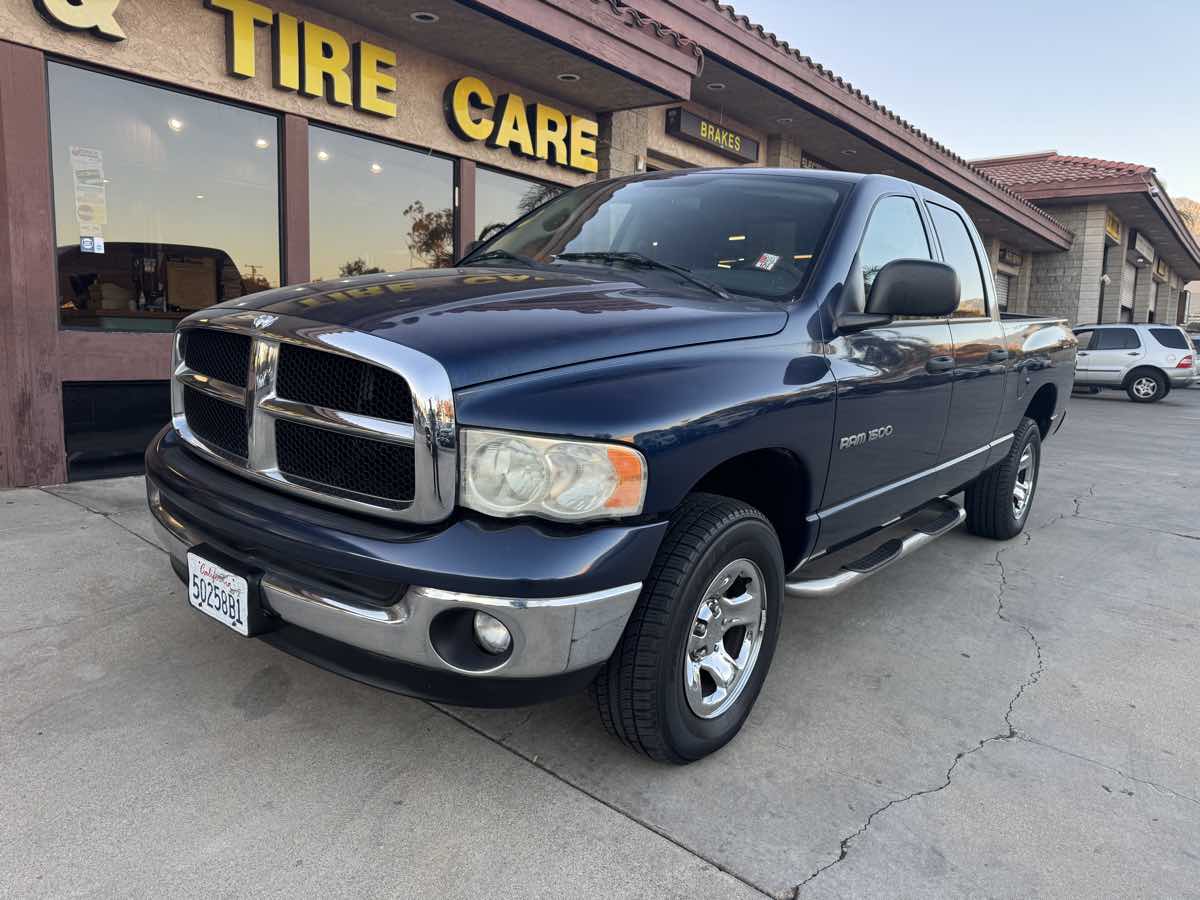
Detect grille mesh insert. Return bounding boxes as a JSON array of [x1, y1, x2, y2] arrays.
[[182, 329, 251, 387], [277, 344, 413, 423], [184, 386, 248, 459], [275, 420, 415, 502]]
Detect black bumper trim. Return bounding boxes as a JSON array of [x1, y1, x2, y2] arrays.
[[260, 622, 603, 707]]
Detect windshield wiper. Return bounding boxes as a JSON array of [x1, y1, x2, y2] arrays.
[[460, 249, 542, 268], [554, 251, 732, 300]]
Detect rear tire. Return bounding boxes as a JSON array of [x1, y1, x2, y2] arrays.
[[965, 418, 1041, 540], [590, 493, 783, 763], [1126, 370, 1166, 403]]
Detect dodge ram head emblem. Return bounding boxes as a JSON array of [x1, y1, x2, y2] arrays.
[[252, 314, 278, 330]]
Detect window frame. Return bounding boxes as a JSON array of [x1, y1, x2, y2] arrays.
[[924, 200, 992, 321], [45, 57, 286, 333]]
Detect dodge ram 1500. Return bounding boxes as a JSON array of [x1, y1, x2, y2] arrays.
[[146, 169, 1076, 762]]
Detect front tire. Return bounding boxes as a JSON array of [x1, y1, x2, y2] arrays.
[[1126, 370, 1166, 403], [591, 493, 783, 763], [964, 417, 1041, 540]]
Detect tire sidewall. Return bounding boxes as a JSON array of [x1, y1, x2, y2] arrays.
[[656, 516, 783, 761], [1010, 424, 1041, 531], [1127, 371, 1165, 403]]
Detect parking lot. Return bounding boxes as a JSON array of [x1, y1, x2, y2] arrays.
[[3, 387, 1198, 899]]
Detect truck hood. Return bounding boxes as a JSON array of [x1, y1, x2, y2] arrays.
[[221, 267, 789, 387]]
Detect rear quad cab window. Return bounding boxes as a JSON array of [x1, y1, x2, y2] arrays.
[[468, 171, 851, 301]]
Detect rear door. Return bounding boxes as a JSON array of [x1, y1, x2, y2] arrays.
[[1087, 327, 1143, 384], [924, 202, 1008, 461]]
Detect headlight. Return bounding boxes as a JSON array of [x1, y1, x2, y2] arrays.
[[460, 428, 647, 521]]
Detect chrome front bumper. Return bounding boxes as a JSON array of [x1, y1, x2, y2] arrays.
[[149, 487, 641, 679]]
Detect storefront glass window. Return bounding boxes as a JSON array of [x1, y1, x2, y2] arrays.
[[309, 127, 454, 279], [48, 63, 280, 332], [475, 168, 564, 244]]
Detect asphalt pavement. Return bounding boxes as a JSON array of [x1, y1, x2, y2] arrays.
[[2, 387, 1197, 898]]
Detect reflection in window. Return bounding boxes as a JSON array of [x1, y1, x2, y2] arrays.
[[928, 203, 987, 318], [49, 63, 280, 332], [859, 196, 931, 295], [475, 168, 564, 244], [309, 127, 454, 279]]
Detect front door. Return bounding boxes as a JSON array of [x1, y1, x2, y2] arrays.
[[822, 194, 954, 547]]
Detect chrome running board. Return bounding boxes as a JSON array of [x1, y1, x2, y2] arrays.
[[785, 498, 966, 599]]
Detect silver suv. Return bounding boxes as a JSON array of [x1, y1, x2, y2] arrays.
[[1073, 324, 1198, 402]]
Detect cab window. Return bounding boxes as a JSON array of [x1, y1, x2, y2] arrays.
[[858, 196, 931, 295], [928, 203, 988, 318]]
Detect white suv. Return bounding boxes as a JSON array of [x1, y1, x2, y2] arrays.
[[1073, 324, 1197, 403]]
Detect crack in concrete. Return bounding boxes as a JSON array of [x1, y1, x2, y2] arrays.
[[37, 488, 165, 554], [431, 704, 777, 899], [1020, 736, 1200, 809], [794, 545, 1046, 896]]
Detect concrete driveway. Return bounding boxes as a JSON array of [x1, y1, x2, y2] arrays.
[[3, 388, 1198, 898]]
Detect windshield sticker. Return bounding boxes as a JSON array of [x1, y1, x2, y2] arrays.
[[754, 253, 780, 271]]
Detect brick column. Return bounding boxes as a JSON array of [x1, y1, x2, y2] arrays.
[[764, 133, 804, 168], [1157, 271, 1180, 324], [0, 41, 64, 487], [597, 109, 649, 179], [1132, 253, 1156, 322]]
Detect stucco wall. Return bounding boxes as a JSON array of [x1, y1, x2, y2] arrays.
[[0, 0, 593, 186]]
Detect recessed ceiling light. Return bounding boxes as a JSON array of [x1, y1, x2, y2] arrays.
[[255, 138, 270, 149], [194, 194, 205, 200], [775, 117, 794, 125], [316, 150, 330, 161], [557, 73, 581, 83], [167, 118, 184, 132], [410, 11, 439, 23], [841, 148, 858, 157], [369, 163, 383, 175], [706, 82, 727, 91]]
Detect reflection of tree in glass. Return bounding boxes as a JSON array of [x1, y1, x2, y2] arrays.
[[477, 184, 565, 246], [339, 257, 384, 277], [518, 182, 564, 215], [403, 201, 454, 268]]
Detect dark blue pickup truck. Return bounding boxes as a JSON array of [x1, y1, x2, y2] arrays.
[[146, 169, 1076, 762]]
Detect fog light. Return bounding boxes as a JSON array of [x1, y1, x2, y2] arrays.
[[473, 611, 512, 655]]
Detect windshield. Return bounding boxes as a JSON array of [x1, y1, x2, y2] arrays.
[[466, 171, 850, 300]]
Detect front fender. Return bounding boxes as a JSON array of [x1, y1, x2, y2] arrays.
[[452, 337, 837, 520]]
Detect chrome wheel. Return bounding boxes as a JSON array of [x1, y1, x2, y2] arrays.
[[1131, 376, 1159, 399], [683, 558, 767, 719], [1012, 443, 1037, 519]]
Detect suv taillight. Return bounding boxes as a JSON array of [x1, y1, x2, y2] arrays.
[[1179, 355, 1194, 369]]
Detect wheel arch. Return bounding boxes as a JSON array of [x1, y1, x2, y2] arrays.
[[1024, 383, 1058, 437], [1122, 365, 1169, 393], [688, 447, 812, 572]]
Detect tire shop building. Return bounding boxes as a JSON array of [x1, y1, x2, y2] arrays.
[[0, 0, 1193, 489]]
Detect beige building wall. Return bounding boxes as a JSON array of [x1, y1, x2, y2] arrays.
[[0, 0, 595, 186]]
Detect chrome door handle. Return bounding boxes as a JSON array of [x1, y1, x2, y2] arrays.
[[926, 355, 956, 374]]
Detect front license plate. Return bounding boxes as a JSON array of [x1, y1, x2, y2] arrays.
[[187, 552, 251, 635]]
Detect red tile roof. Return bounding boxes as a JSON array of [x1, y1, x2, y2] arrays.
[[972, 151, 1154, 188]]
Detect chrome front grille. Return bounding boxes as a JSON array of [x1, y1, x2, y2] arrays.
[[171, 310, 457, 523]]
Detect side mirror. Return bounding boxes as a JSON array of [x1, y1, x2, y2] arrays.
[[866, 259, 959, 318]]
